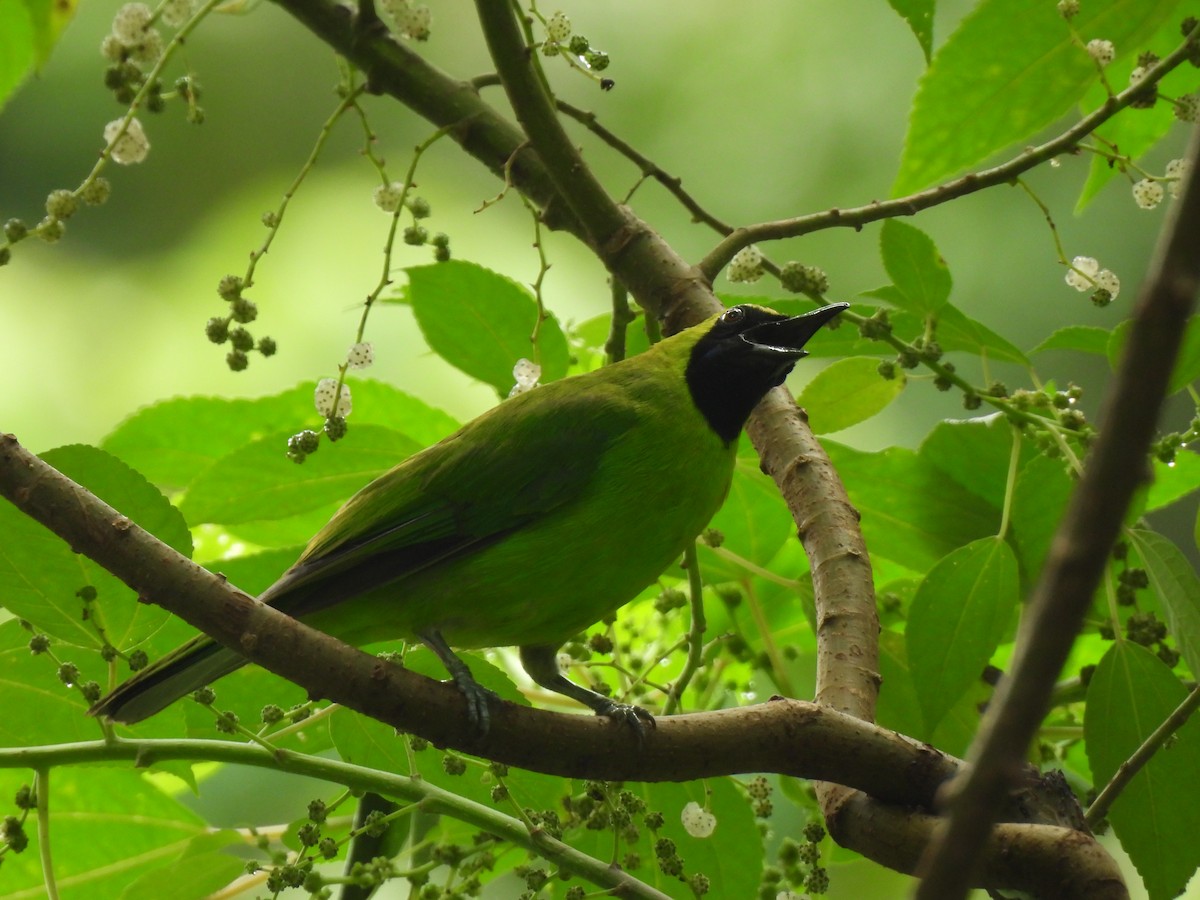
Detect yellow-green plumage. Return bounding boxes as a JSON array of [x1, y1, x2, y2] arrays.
[[91, 303, 845, 727]]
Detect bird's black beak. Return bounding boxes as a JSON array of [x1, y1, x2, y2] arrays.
[[740, 302, 849, 359]]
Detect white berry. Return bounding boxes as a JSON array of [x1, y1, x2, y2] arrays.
[[399, 4, 432, 40], [1095, 269, 1120, 300], [315, 379, 353, 417], [161, 0, 195, 27], [104, 118, 151, 165], [508, 358, 542, 397], [111, 2, 152, 43], [727, 245, 765, 283], [1166, 158, 1191, 199], [346, 342, 374, 369], [373, 182, 404, 213], [1132, 178, 1164, 210], [681, 801, 717, 838], [546, 11, 571, 43], [1065, 256, 1099, 292], [1086, 39, 1115, 66]]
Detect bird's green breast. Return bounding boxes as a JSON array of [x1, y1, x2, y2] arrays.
[[301, 336, 737, 650]]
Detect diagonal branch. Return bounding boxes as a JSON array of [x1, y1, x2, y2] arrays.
[[0, 432, 1124, 898], [697, 27, 1200, 280], [915, 124, 1200, 899]]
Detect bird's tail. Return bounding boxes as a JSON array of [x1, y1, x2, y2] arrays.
[[88, 635, 247, 724]]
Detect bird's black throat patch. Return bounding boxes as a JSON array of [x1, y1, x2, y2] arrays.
[[684, 306, 802, 445]]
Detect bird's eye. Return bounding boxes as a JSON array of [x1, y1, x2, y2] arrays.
[[720, 306, 746, 326]]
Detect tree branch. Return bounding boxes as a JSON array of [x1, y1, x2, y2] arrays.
[[915, 123, 1200, 899], [0, 433, 1123, 894], [697, 27, 1200, 280]]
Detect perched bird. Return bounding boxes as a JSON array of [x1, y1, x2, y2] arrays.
[[91, 302, 847, 732]]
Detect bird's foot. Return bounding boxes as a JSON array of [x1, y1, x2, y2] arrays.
[[594, 699, 656, 744], [453, 677, 499, 737]]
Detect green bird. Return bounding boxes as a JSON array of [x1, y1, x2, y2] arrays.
[[91, 302, 846, 732]]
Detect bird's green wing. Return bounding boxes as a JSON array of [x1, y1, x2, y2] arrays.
[[262, 384, 639, 618]]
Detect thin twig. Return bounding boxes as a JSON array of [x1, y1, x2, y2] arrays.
[[1086, 682, 1200, 828], [698, 27, 1200, 281]]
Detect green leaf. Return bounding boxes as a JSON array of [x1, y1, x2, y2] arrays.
[[570, 312, 652, 370], [103, 380, 457, 491], [0, 619, 100, 746], [1009, 453, 1074, 586], [877, 630, 925, 741], [1086, 642, 1200, 900], [699, 454, 795, 583], [404, 260, 571, 397], [824, 441, 999, 572], [894, 0, 1182, 194], [0, 445, 189, 648], [1029, 325, 1112, 356], [0, 3, 34, 115], [0, 767, 214, 898], [797, 356, 907, 434], [1107, 316, 1200, 395], [179, 425, 420, 526], [907, 537, 1018, 734], [1127, 530, 1200, 679], [1144, 452, 1200, 513], [119, 832, 245, 900], [920, 416, 1030, 511], [887, 0, 935, 62], [935, 303, 1030, 365], [0, 0, 76, 113], [879, 220, 952, 316]]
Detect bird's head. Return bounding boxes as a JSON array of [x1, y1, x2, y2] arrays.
[[685, 302, 848, 444]]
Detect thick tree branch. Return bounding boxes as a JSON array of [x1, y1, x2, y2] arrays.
[[916, 125, 1200, 898], [0, 433, 1123, 898], [0, 432, 895, 789]]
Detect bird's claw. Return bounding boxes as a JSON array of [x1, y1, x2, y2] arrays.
[[596, 700, 656, 744]]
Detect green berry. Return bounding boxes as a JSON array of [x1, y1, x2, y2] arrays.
[[128, 649, 149, 671], [403, 225, 428, 246], [217, 274, 243, 300], [226, 349, 249, 371], [214, 710, 239, 733], [779, 262, 830, 294], [257, 336, 277, 357], [80, 178, 112, 206], [407, 197, 431, 218], [37, 217, 65, 243], [205, 317, 229, 343], [568, 34, 589, 54], [45, 189, 78, 220], [14, 785, 35, 810], [229, 327, 254, 352], [231, 297, 258, 323], [324, 416, 348, 442]]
